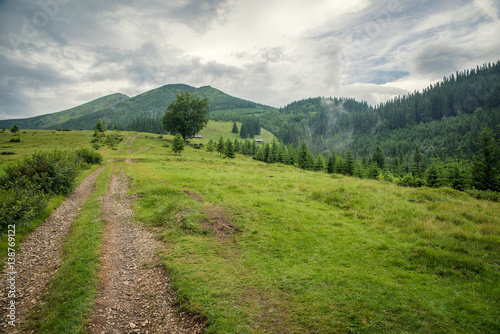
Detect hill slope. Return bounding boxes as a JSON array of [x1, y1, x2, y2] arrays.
[[260, 61, 500, 163], [0, 93, 130, 130], [1, 84, 275, 131]]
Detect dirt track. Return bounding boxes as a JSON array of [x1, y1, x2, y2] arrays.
[[87, 170, 204, 333], [0, 166, 105, 333], [1, 135, 205, 333]]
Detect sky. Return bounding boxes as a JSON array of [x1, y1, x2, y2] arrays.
[[0, 0, 499, 120]]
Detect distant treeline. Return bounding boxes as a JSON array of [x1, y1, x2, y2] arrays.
[[125, 116, 167, 134]]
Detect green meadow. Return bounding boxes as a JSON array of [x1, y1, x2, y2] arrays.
[[1, 124, 499, 333]]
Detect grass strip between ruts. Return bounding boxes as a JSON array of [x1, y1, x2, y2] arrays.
[[27, 163, 111, 333]]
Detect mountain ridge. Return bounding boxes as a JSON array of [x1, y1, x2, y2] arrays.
[[0, 84, 274, 130]]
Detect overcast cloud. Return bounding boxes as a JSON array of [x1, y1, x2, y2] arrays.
[[0, 0, 499, 119]]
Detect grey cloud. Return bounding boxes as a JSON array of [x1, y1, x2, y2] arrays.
[[413, 43, 473, 77]]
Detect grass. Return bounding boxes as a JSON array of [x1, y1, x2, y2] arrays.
[[120, 138, 500, 333], [1, 127, 499, 333]]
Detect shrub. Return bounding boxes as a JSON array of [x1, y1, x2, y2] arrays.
[[466, 189, 500, 202], [1, 150, 80, 195], [0, 185, 48, 231], [10, 137, 20, 143], [75, 148, 103, 165], [397, 173, 426, 188], [0, 152, 15, 155]]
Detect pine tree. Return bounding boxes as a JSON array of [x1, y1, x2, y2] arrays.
[[255, 147, 264, 161], [471, 127, 499, 191], [446, 160, 469, 191], [372, 146, 385, 169], [224, 139, 235, 159], [240, 122, 248, 139], [206, 139, 215, 154], [232, 121, 239, 134], [344, 150, 354, 176], [217, 136, 225, 156], [171, 133, 185, 155], [95, 118, 106, 132], [313, 154, 326, 171], [367, 162, 380, 179], [297, 142, 311, 170], [233, 138, 241, 153], [426, 159, 443, 188], [412, 147, 424, 178], [326, 153, 336, 174]]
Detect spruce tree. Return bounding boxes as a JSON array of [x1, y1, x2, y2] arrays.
[[171, 133, 185, 155], [426, 159, 442, 188], [240, 122, 248, 139], [372, 146, 385, 169], [412, 147, 424, 178], [326, 153, 336, 173], [367, 162, 379, 179], [344, 150, 354, 176], [224, 139, 235, 158], [297, 142, 311, 170], [232, 121, 239, 134], [10, 124, 19, 134], [217, 136, 225, 156], [472, 127, 499, 191], [206, 139, 215, 154], [95, 118, 106, 132], [313, 154, 326, 171], [233, 138, 241, 153]]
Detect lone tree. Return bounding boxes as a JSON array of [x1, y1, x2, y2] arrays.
[[95, 118, 106, 132], [10, 124, 19, 134], [162, 91, 209, 141], [171, 133, 185, 155], [231, 121, 239, 134]]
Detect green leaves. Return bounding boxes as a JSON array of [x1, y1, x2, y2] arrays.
[[162, 91, 209, 140]]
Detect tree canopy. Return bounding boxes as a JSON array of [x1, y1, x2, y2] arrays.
[[162, 91, 209, 140]]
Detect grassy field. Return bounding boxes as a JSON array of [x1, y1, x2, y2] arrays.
[[1, 123, 499, 333]]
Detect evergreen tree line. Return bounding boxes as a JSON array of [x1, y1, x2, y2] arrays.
[[125, 116, 167, 134], [207, 127, 499, 194], [239, 116, 261, 139]]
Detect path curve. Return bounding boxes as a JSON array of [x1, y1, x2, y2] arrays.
[[86, 170, 205, 333], [0, 166, 106, 332]]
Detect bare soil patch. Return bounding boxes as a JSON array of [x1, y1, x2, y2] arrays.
[[201, 205, 242, 238], [182, 190, 203, 202], [86, 171, 205, 333], [0, 166, 105, 332]]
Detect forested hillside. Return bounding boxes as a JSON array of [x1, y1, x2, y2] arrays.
[[260, 62, 500, 165]]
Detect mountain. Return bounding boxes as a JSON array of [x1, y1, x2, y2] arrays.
[[0, 93, 130, 130], [0, 84, 274, 131]]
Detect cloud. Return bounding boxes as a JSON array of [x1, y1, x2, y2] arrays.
[[0, 0, 499, 118]]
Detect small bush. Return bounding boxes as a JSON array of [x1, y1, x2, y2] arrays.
[[1, 150, 80, 195], [0, 152, 15, 155], [10, 137, 20, 143], [0, 185, 48, 231], [397, 174, 426, 188], [466, 189, 500, 202], [75, 148, 103, 165]]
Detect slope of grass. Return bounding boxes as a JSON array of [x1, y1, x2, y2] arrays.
[[120, 137, 500, 333], [2, 129, 498, 333], [0, 94, 129, 130]]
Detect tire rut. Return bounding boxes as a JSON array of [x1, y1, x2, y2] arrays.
[[0, 166, 106, 333], [86, 170, 205, 334]]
